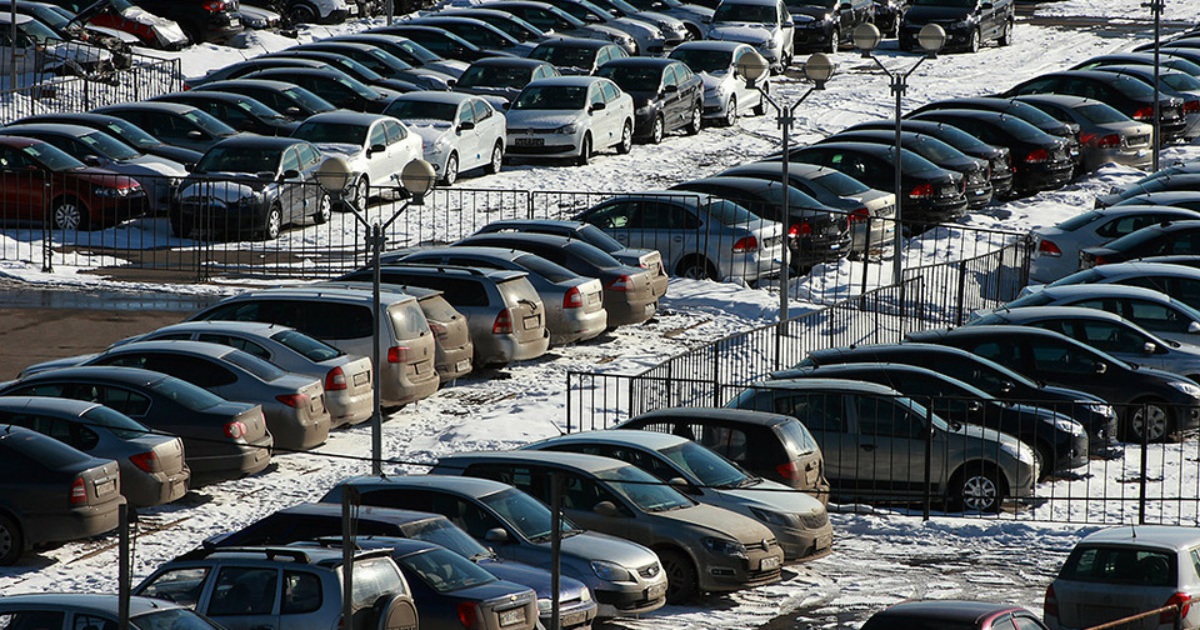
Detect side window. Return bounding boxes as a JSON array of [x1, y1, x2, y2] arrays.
[[561, 471, 620, 511], [471, 100, 492, 122], [1168, 231, 1200, 255], [281, 571, 323, 615], [207, 567, 278, 617], [1127, 300, 1189, 333], [197, 334, 272, 360], [854, 396, 923, 439], [304, 302, 373, 340], [661, 66, 677, 88], [369, 123, 388, 150], [1077, 320, 1151, 354], [297, 143, 322, 169], [1012, 615, 1046, 630], [584, 202, 634, 229], [464, 464, 550, 502], [1030, 341, 1099, 375], [88, 386, 152, 417], [589, 86, 605, 109], [1190, 548, 1200, 579], [601, 81, 620, 103], [383, 120, 408, 144], [0, 611, 65, 630], [7, 383, 67, 397], [968, 340, 1017, 367], [454, 497, 505, 538], [697, 425, 749, 462], [137, 567, 210, 608], [280, 147, 301, 174], [595, 48, 609, 66], [458, 104, 474, 126], [73, 615, 117, 630], [777, 393, 846, 433], [990, 615, 1017, 630]]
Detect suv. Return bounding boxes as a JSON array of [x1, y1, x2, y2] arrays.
[[188, 286, 439, 409], [0, 594, 222, 630], [899, 0, 1013, 54], [728, 378, 1039, 512], [130, 0, 243, 44], [785, 0, 873, 54], [135, 547, 418, 630]]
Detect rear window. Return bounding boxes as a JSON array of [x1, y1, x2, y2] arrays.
[[389, 301, 431, 339], [1003, 292, 1055, 308], [270, 329, 344, 361], [418, 295, 460, 323], [1058, 211, 1102, 231], [776, 419, 818, 455], [1059, 545, 1177, 586], [515, 253, 576, 283], [1076, 102, 1130, 125], [576, 223, 625, 253], [395, 548, 497, 593], [134, 608, 220, 630], [146, 375, 224, 412], [813, 170, 870, 196], [498, 278, 541, 309], [1049, 268, 1104, 287], [0, 428, 91, 469], [703, 199, 760, 226], [350, 557, 408, 608], [224, 350, 288, 382], [83, 405, 149, 439]]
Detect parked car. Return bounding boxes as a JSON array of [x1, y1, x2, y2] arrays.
[[1029, 205, 1200, 283], [0, 0, 134, 61], [786, 0, 873, 53], [435, 8, 555, 48], [48, 0, 188, 49], [1044, 525, 1200, 630], [529, 37, 629, 75], [128, 0, 241, 43], [1080, 220, 1200, 269], [0, 425, 123, 565], [172, 136, 330, 241], [431, 450, 786, 604], [505, 76, 634, 165], [1073, 52, 1200, 78], [668, 40, 769, 128], [0, 135, 145, 231], [455, 230, 661, 326], [289, 41, 456, 91], [1097, 174, 1200, 208], [1034, 262, 1200, 313], [369, 24, 507, 63], [596, 57, 703, 143], [9, 112, 203, 166], [389, 246, 608, 345], [0, 396, 189, 507], [0, 594, 225, 630], [523, 430, 835, 562], [242, 68, 402, 114], [194, 79, 339, 123], [728, 378, 1039, 512], [327, 33, 471, 78], [469, 1, 637, 55], [292, 111, 422, 206], [149, 91, 300, 137], [535, 0, 667, 55], [0, 13, 114, 76], [1011, 94, 1154, 174], [321, 475, 667, 618], [409, 15, 535, 57], [1112, 191, 1200, 212], [382, 93, 506, 186], [863, 600, 1051, 630], [583, 0, 691, 51], [453, 57, 561, 107], [899, 0, 1014, 53], [185, 56, 337, 91], [135, 546, 419, 630], [870, 0, 906, 36], [261, 50, 428, 95], [707, 0, 795, 73], [906, 325, 1200, 442], [93, 101, 241, 154], [619, 0, 712, 40], [1090, 65, 1200, 140]]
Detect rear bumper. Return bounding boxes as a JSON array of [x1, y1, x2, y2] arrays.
[[550, 306, 608, 345], [24, 498, 123, 548], [327, 388, 373, 427], [381, 359, 440, 407], [123, 465, 191, 508], [188, 435, 273, 486], [435, 343, 474, 383], [604, 291, 657, 327]]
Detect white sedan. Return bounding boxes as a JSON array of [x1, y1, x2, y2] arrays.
[[382, 92, 507, 186], [290, 111, 422, 207], [669, 40, 768, 127], [504, 76, 634, 166]]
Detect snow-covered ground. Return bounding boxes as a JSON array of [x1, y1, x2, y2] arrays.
[[4, 1, 1200, 628]]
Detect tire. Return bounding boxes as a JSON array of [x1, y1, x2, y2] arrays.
[[677, 255, 717, 280], [576, 134, 592, 166], [967, 28, 980, 53], [1128, 399, 1173, 443], [950, 464, 1005, 513], [258, 203, 282, 241], [51, 196, 89, 231], [346, 176, 369, 210], [0, 513, 21, 566], [312, 192, 331, 225], [170, 216, 192, 239], [658, 549, 698, 605], [685, 102, 702, 135], [617, 121, 633, 154], [485, 141, 503, 174], [828, 27, 840, 54], [648, 114, 665, 145], [722, 96, 738, 127], [442, 152, 459, 186], [1035, 440, 1054, 481], [751, 85, 767, 116], [287, 2, 319, 25], [181, 23, 204, 46]]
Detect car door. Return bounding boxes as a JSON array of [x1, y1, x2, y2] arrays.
[[277, 145, 306, 223], [587, 82, 612, 148], [362, 121, 391, 189], [0, 608, 67, 630], [0, 145, 49, 221], [847, 393, 934, 497], [633, 199, 700, 270], [772, 391, 854, 490], [659, 64, 684, 130], [200, 565, 282, 630], [455, 100, 484, 170], [471, 99, 503, 168]]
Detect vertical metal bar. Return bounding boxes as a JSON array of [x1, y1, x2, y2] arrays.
[[1152, 0, 1162, 172], [550, 472, 563, 630], [777, 96, 791, 331], [955, 259, 967, 326], [371, 220, 383, 476], [118, 503, 130, 630], [892, 73, 905, 285], [342, 487, 357, 630], [1140, 402, 1149, 525], [924, 399, 933, 521]]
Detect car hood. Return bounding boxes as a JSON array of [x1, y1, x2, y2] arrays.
[[119, 4, 189, 46], [696, 70, 734, 90], [125, 154, 188, 177], [311, 142, 367, 161], [405, 120, 455, 143], [180, 176, 268, 201], [613, 16, 658, 36], [505, 111, 581, 128], [949, 420, 1028, 456], [557, 530, 659, 569], [477, 558, 589, 600], [718, 478, 827, 515], [708, 24, 776, 44], [46, 41, 112, 64], [653, 502, 776, 543], [789, 6, 832, 21], [904, 5, 972, 22]]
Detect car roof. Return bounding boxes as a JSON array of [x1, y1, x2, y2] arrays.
[[1086, 261, 1200, 279], [0, 396, 100, 416], [463, 231, 584, 250], [108, 339, 240, 360], [912, 108, 1021, 123], [210, 286, 417, 304], [208, 135, 310, 150], [151, 320, 297, 337], [12, 365, 170, 387], [600, 57, 675, 68], [158, 90, 253, 104], [278, 501, 447, 525], [724, 161, 838, 177], [908, 325, 1071, 342], [300, 110, 394, 125], [0, 594, 189, 616], [986, 305, 1130, 323], [339, 473, 515, 496], [871, 600, 1028, 623], [0, 134, 48, 148], [625, 407, 794, 427], [408, 245, 533, 263], [439, 449, 630, 474], [98, 101, 197, 115], [311, 280, 444, 302], [249, 67, 347, 79], [526, 75, 608, 88], [1038, 283, 1181, 301], [202, 78, 309, 91], [469, 57, 554, 68], [1078, 525, 1200, 550], [750, 378, 902, 395], [392, 91, 476, 105], [533, 429, 690, 450], [2, 123, 100, 138], [789, 361, 976, 385], [377, 262, 528, 282], [13, 112, 129, 126], [1013, 93, 1099, 108]]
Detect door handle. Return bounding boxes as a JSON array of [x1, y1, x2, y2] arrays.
[[250, 625, 274, 630], [859, 444, 876, 452]]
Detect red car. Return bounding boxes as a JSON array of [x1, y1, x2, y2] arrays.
[[0, 135, 147, 230]]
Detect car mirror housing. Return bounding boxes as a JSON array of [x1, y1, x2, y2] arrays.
[[590, 101, 607, 112], [1095, 362, 1108, 375], [256, 170, 276, 180], [282, 168, 300, 179], [187, 130, 204, 139], [593, 500, 622, 517], [1144, 342, 1157, 355], [369, 143, 386, 154], [83, 154, 102, 166], [484, 527, 509, 543], [458, 121, 475, 131], [664, 84, 678, 93], [1189, 321, 1200, 334]]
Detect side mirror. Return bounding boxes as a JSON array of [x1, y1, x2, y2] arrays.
[[501, 101, 510, 110], [663, 84, 678, 93], [967, 400, 984, 413], [286, 106, 303, 117], [981, 1, 993, 8], [186, 130, 204, 139], [590, 101, 606, 112], [483, 527, 509, 543], [458, 121, 475, 131], [668, 477, 690, 490], [256, 170, 276, 180], [1000, 380, 1015, 394], [369, 143, 386, 155], [1144, 342, 1158, 355], [1188, 321, 1200, 334], [584, 13, 601, 22], [83, 154, 102, 166], [282, 168, 300, 179], [1095, 362, 1108, 375], [593, 500, 622, 517]]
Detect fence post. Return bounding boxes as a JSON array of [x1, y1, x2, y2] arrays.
[[924, 399, 933, 522], [1139, 402, 1149, 524], [565, 372, 573, 434], [41, 181, 53, 273], [711, 343, 721, 408], [955, 259, 968, 326]]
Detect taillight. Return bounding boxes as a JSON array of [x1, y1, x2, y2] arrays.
[[1025, 148, 1050, 163], [201, 0, 225, 12], [129, 451, 161, 473], [387, 346, 408, 364], [183, 83, 191, 91], [731, 236, 758, 253], [562, 286, 584, 308], [1096, 133, 1121, 148], [607, 275, 631, 292], [1133, 105, 1155, 120], [325, 366, 348, 391], [776, 461, 799, 480], [276, 393, 310, 408], [1093, 254, 1109, 266], [1161, 592, 1192, 624], [789, 221, 812, 238], [429, 322, 448, 338], [850, 207, 871, 224], [492, 308, 513, 334], [70, 477, 88, 505], [1038, 239, 1062, 257], [224, 420, 248, 440], [457, 601, 480, 630], [908, 183, 934, 199], [1185, 100, 1200, 114], [1044, 584, 1058, 618]]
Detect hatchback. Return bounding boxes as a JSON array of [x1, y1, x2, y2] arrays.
[[505, 76, 635, 166], [194, 79, 338, 122], [0, 366, 273, 485], [292, 111, 422, 206], [786, 0, 872, 53], [93, 101, 241, 154], [863, 600, 1051, 630], [596, 57, 703, 143], [1045, 526, 1200, 630], [0, 425, 123, 565], [0, 396, 189, 507], [989, 284, 1200, 345], [382, 92, 506, 186], [1012, 94, 1153, 173], [668, 41, 769, 127]]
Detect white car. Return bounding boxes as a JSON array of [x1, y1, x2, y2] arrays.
[[0, 14, 115, 77], [291, 111, 422, 208], [707, 0, 795, 73], [669, 40, 768, 127], [382, 92, 507, 186], [504, 76, 634, 166]]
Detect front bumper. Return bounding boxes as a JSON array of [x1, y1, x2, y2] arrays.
[[901, 23, 973, 52], [792, 24, 834, 51], [695, 544, 785, 592]]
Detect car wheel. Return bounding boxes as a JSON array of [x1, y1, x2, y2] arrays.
[[287, 2, 319, 25], [999, 18, 1014, 46], [0, 513, 21, 566], [722, 96, 738, 127], [576, 133, 592, 166], [951, 464, 1004, 513], [442, 152, 459, 186], [828, 27, 840, 54], [967, 28, 980, 53], [486, 141, 503, 174], [751, 84, 767, 115], [658, 549, 698, 605], [181, 22, 203, 45], [685, 102, 702, 135], [258, 203, 282, 241], [1128, 399, 1173, 443], [677, 255, 717, 280], [52, 196, 89, 231], [649, 114, 664, 144], [617, 120, 633, 154], [1035, 440, 1054, 481], [170, 216, 193, 239], [313, 192, 331, 225], [346, 175, 370, 210]]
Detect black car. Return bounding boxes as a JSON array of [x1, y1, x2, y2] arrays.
[[821, 129, 993, 208], [262, 50, 426, 94], [785, 0, 874, 53], [436, 8, 554, 46], [871, 0, 907, 36], [1071, 52, 1200, 79], [454, 57, 560, 106], [783, 141, 968, 226], [183, 56, 329, 91], [194, 79, 338, 122], [242, 68, 401, 114], [479, 1, 634, 53], [130, 0, 242, 44], [800, 342, 1121, 453], [368, 24, 508, 63], [905, 326, 1200, 442], [1004, 70, 1188, 144], [861, 601, 1050, 630], [8, 112, 202, 166], [1079, 220, 1200, 269], [670, 176, 851, 269], [1097, 174, 1200, 208], [1088, 64, 1200, 137], [1111, 191, 1200, 212], [596, 57, 702, 143], [907, 108, 1073, 195], [771, 362, 1090, 477], [408, 15, 530, 56], [843, 118, 1014, 197], [149, 91, 299, 137], [288, 41, 455, 91], [899, 0, 1013, 53], [530, 37, 630, 75], [92, 101, 241, 154], [174, 136, 330, 240], [327, 33, 471, 79]]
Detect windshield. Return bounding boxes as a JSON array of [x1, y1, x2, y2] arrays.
[[479, 487, 579, 541], [668, 48, 731, 74], [712, 3, 777, 23], [229, 95, 290, 120], [294, 122, 369, 146], [18, 18, 60, 45], [271, 330, 343, 361], [24, 142, 85, 171], [397, 548, 497, 592], [596, 465, 694, 512], [82, 405, 149, 439], [1076, 102, 1131, 125], [384, 99, 458, 122], [146, 375, 224, 411], [777, 419, 819, 455], [194, 146, 281, 174], [530, 45, 599, 70], [80, 130, 141, 160], [512, 85, 587, 110], [403, 518, 493, 559], [1049, 268, 1105, 287], [133, 608, 221, 630], [180, 109, 237, 136], [458, 64, 535, 89], [595, 65, 662, 93], [576, 224, 626, 252], [282, 86, 337, 113], [514, 253, 577, 283], [813, 170, 870, 195], [101, 119, 164, 150], [661, 441, 752, 488]]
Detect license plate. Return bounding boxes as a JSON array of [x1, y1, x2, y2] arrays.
[[96, 479, 116, 495], [646, 581, 667, 601], [348, 3, 359, 14], [561, 611, 588, 627], [499, 608, 525, 627], [311, 395, 324, 413], [455, 358, 471, 373], [515, 137, 543, 147], [229, 18, 239, 27], [760, 555, 781, 571], [353, 371, 370, 386], [644, 302, 655, 315], [523, 315, 539, 330]]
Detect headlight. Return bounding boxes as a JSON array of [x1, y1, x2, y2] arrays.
[[1043, 415, 1084, 436], [537, 599, 552, 613], [635, 105, 652, 116], [1083, 402, 1116, 418], [953, 19, 971, 29], [590, 560, 633, 582], [749, 507, 795, 527], [702, 537, 748, 559], [93, 186, 125, 197], [579, 587, 591, 602], [1170, 381, 1200, 397], [1000, 441, 1034, 465], [555, 123, 578, 134]]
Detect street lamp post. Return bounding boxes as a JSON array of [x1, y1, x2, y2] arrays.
[[735, 50, 835, 327], [316, 157, 436, 476], [1146, 0, 1164, 172], [853, 22, 946, 285]]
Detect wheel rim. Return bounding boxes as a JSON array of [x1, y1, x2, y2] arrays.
[[490, 144, 503, 173], [652, 116, 663, 143], [960, 474, 998, 511], [316, 194, 331, 223], [690, 106, 701, 132], [727, 98, 738, 125], [621, 123, 632, 152], [682, 262, 710, 280], [1132, 404, 1169, 441], [54, 202, 82, 230], [830, 29, 839, 53], [355, 178, 369, 207], [266, 207, 281, 239], [289, 5, 315, 24], [445, 154, 458, 185], [971, 30, 979, 52], [0, 523, 13, 559], [662, 555, 692, 602]]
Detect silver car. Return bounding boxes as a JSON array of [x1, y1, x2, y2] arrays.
[[0, 594, 225, 630], [1013, 94, 1154, 172], [669, 41, 768, 127], [523, 430, 834, 563], [1045, 525, 1200, 630], [505, 76, 634, 166], [392, 246, 608, 346], [707, 0, 794, 73], [122, 321, 374, 428], [577, 190, 784, 283], [0, 396, 190, 507]]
